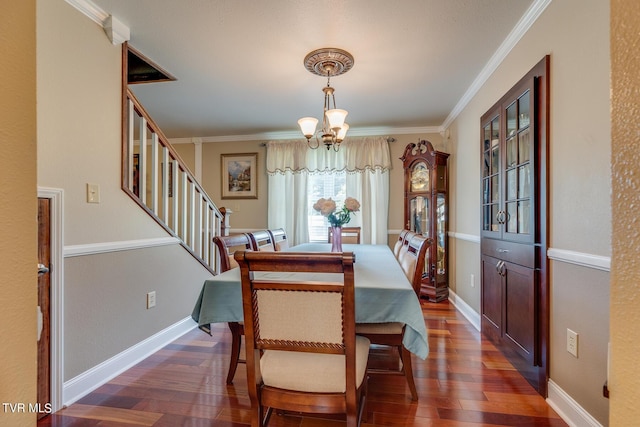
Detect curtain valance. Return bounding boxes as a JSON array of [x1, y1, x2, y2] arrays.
[[266, 136, 392, 175]]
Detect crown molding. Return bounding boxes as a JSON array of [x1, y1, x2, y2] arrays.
[[65, 0, 129, 44], [65, 0, 108, 25], [104, 15, 130, 45], [169, 126, 442, 144], [441, 0, 552, 130]]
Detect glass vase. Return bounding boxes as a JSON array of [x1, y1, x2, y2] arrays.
[[331, 226, 343, 252]]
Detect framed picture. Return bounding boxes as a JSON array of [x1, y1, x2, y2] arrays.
[[221, 153, 258, 199]]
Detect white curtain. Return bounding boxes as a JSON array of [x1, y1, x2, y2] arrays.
[[266, 136, 391, 245], [266, 140, 309, 245]]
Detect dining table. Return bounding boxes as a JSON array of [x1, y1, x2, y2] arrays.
[[191, 243, 429, 359]]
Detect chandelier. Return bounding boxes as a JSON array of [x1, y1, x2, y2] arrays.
[[298, 48, 354, 151]]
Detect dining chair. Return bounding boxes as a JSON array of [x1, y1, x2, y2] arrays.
[[393, 229, 410, 259], [235, 250, 370, 427], [267, 228, 289, 251], [328, 226, 361, 244], [212, 233, 253, 384], [396, 230, 416, 259], [355, 233, 432, 401], [248, 230, 276, 251]]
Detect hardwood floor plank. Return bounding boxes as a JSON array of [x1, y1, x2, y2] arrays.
[[54, 404, 162, 426], [38, 300, 567, 427]]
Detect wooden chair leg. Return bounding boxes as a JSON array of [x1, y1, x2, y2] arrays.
[[262, 407, 273, 426], [226, 322, 242, 384], [399, 345, 418, 401], [358, 375, 368, 424]]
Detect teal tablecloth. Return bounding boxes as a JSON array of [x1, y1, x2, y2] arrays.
[[191, 243, 429, 359]]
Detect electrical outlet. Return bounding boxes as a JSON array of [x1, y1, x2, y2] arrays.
[[147, 291, 156, 309], [470, 274, 475, 287], [567, 328, 578, 357]]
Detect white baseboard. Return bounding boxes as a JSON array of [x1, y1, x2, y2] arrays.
[[62, 317, 196, 406], [546, 380, 604, 427], [446, 295, 602, 427], [448, 289, 481, 331]]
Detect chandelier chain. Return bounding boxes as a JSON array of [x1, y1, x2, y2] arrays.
[[298, 48, 354, 151]]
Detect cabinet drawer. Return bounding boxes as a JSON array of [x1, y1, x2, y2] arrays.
[[481, 239, 535, 268]]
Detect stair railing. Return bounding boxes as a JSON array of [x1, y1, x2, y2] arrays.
[[121, 88, 223, 274]]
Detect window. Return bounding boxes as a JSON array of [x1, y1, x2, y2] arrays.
[[307, 171, 346, 242], [266, 136, 391, 246]]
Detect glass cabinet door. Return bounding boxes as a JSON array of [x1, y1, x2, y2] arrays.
[[504, 90, 532, 240], [482, 114, 501, 238], [481, 81, 535, 244], [409, 196, 429, 236], [436, 193, 446, 277]]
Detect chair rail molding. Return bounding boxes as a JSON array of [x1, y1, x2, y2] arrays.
[[64, 237, 180, 257], [449, 231, 481, 243], [547, 247, 611, 272]]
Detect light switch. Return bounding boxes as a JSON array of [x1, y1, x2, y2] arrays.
[[87, 183, 100, 203]]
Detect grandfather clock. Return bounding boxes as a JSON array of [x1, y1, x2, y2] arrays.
[[401, 139, 449, 302]]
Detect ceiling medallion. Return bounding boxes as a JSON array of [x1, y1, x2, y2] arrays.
[[303, 48, 355, 78]]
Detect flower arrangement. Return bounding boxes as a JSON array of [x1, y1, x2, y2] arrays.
[[313, 197, 360, 227]]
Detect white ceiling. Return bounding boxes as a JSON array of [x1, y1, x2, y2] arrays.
[[81, 0, 538, 141]]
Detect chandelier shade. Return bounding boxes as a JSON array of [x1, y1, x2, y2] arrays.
[[298, 117, 319, 138], [297, 48, 354, 151], [325, 109, 348, 131], [336, 123, 349, 141]]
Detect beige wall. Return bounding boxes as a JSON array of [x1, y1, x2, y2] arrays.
[[448, 0, 611, 423], [174, 132, 445, 235], [0, 1, 38, 425], [37, 1, 168, 245], [36, 0, 212, 385], [610, 0, 640, 424]]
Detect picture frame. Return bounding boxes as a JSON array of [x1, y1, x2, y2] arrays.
[[221, 153, 258, 199]]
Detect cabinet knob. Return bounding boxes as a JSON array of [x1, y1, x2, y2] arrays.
[[495, 210, 507, 224]]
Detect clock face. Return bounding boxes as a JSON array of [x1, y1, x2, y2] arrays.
[[410, 162, 429, 192]]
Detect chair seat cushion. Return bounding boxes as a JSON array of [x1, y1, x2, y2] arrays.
[[355, 322, 404, 334], [260, 336, 370, 393]]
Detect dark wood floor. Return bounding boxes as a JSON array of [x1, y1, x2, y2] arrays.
[[39, 300, 567, 426]]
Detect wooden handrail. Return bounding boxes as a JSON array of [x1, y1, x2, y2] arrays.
[[121, 88, 223, 274]]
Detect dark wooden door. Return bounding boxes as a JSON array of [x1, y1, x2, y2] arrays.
[[503, 260, 536, 365], [481, 255, 503, 340], [37, 198, 51, 420]]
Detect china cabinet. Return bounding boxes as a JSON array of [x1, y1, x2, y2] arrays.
[[480, 56, 549, 396], [401, 139, 449, 302]]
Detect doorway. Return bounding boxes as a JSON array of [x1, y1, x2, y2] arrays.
[[37, 188, 63, 414], [37, 198, 51, 419]]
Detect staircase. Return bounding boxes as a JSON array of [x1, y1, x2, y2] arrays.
[[121, 88, 224, 274]]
